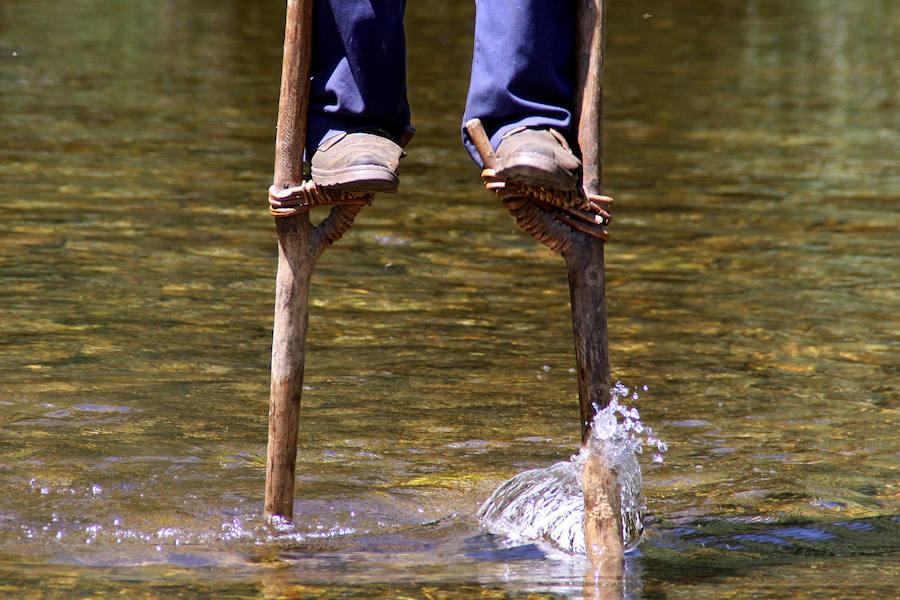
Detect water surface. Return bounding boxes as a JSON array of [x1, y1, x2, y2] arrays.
[[1, 0, 897, 597]]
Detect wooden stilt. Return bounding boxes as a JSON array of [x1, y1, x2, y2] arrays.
[[573, 0, 625, 568], [466, 1, 623, 563], [265, 0, 316, 521], [571, 0, 611, 442], [263, 0, 401, 521], [265, 0, 380, 521]]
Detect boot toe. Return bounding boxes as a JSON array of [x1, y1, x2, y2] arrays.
[[494, 128, 581, 190], [311, 132, 404, 193]]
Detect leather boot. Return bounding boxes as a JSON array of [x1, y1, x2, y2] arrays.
[[494, 127, 581, 191], [311, 131, 404, 193]]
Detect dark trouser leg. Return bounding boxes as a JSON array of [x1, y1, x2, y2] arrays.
[[307, 0, 410, 158], [461, 0, 578, 167]]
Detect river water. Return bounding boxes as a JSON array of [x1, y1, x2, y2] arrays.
[[1, 0, 897, 598]]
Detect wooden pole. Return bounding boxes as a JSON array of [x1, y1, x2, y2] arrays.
[[570, 0, 611, 444], [468, 0, 623, 565], [571, 0, 625, 567], [265, 0, 316, 521]]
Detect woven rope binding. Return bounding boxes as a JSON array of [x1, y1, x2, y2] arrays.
[[268, 181, 372, 218], [480, 169, 613, 246]]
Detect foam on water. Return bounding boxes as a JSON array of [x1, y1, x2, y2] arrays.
[[476, 383, 665, 555]]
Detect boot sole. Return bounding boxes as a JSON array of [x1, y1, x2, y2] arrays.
[[495, 155, 577, 191], [311, 165, 399, 194]]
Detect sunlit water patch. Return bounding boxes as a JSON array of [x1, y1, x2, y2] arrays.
[[3, 482, 450, 570], [477, 383, 666, 555]]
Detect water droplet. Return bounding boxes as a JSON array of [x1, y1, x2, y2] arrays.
[[592, 410, 616, 440], [478, 382, 665, 554]]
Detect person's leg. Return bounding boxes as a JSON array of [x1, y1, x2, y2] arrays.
[[461, 0, 580, 188], [307, 0, 410, 191], [309, 0, 409, 153]]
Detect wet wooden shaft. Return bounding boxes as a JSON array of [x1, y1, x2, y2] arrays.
[[572, 0, 624, 566], [265, 0, 315, 521], [571, 0, 611, 442], [582, 450, 625, 563], [565, 240, 609, 441]]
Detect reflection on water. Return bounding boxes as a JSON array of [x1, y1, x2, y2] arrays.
[[1, 0, 897, 597]]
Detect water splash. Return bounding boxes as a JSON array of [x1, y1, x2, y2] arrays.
[[476, 383, 665, 555]]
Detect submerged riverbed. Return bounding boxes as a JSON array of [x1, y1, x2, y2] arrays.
[[1, 0, 897, 597]]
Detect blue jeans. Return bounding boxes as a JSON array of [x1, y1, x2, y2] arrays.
[[308, 0, 577, 167]]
